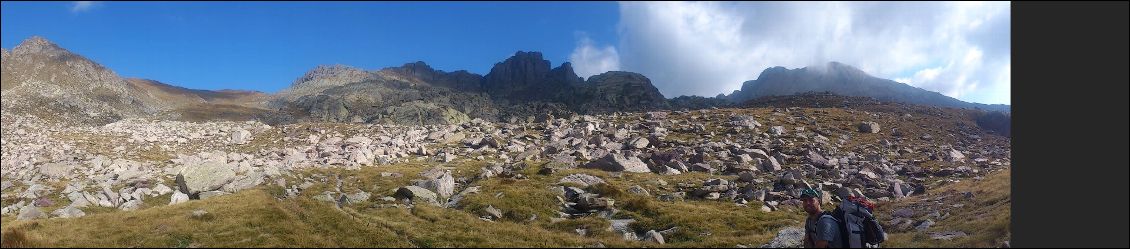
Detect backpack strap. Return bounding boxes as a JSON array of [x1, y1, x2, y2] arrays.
[[819, 213, 839, 222]]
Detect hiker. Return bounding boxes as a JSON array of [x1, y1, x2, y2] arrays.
[[802, 188, 841, 248], [802, 188, 887, 248]]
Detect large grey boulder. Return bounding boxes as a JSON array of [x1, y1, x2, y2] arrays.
[[51, 205, 86, 218], [558, 174, 606, 187], [119, 200, 143, 211], [643, 230, 665, 244], [17, 205, 47, 220], [394, 186, 439, 205], [415, 169, 455, 200], [231, 129, 252, 145], [169, 191, 190, 205], [760, 227, 804, 248], [760, 157, 782, 172], [176, 160, 237, 197], [583, 153, 650, 173], [859, 122, 881, 133]]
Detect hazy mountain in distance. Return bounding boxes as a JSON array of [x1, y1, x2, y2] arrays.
[[723, 62, 1010, 112]]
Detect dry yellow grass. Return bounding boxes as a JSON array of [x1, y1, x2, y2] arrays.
[[879, 168, 1011, 248], [0, 159, 812, 248]]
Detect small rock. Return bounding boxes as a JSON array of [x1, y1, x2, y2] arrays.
[[191, 209, 209, 218], [51, 205, 86, 218], [627, 185, 651, 197], [769, 126, 786, 136], [483, 205, 503, 219], [558, 174, 606, 187], [760, 205, 773, 213], [759, 227, 804, 248], [643, 230, 665, 244], [119, 200, 143, 211], [915, 219, 935, 231], [16, 206, 47, 220], [608, 219, 636, 234], [33, 197, 54, 207], [576, 196, 614, 211], [893, 208, 915, 218], [946, 149, 966, 162], [628, 137, 650, 149], [859, 122, 881, 133], [170, 191, 190, 205], [231, 129, 252, 145], [929, 231, 968, 240], [705, 192, 721, 200], [760, 157, 782, 172], [344, 191, 372, 204], [198, 191, 229, 200], [394, 186, 439, 205]]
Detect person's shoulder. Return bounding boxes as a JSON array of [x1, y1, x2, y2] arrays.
[[817, 215, 840, 227]]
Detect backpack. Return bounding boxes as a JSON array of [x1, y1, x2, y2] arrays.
[[821, 196, 887, 248]]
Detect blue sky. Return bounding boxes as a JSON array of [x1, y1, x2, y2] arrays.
[[1, 1, 1010, 104]]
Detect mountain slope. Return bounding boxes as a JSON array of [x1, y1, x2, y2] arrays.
[[725, 62, 1010, 112], [268, 64, 497, 125], [0, 36, 164, 125], [125, 78, 273, 122], [126, 78, 269, 108]]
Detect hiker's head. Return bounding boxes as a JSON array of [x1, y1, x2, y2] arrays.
[[800, 188, 822, 215]]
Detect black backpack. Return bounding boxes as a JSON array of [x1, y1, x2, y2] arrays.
[[821, 198, 887, 248]]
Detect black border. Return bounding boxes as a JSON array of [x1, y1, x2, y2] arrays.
[[1013, 2, 1129, 248]]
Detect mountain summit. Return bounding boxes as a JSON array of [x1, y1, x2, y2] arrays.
[[11, 36, 68, 56]]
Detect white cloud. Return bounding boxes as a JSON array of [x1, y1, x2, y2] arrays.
[[615, 1, 1011, 104], [70, 1, 99, 13], [568, 33, 621, 79]]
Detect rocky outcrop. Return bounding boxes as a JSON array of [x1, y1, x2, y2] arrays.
[[377, 61, 483, 91], [272, 73, 496, 125], [274, 64, 376, 103], [482, 51, 583, 104], [572, 71, 671, 114]]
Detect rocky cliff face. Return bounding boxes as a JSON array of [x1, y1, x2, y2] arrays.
[[571, 71, 671, 114], [481, 51, 583, 104], [273, 64, 376, 105], [377, 61, 484, 92]]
